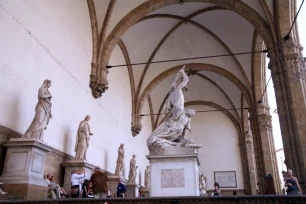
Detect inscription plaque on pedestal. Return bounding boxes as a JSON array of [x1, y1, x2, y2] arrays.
[[214, 171, 237, 188], [161, 169, 184, 188]]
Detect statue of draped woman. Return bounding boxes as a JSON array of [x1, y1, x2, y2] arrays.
[[74, 115, 93, 160], [23, 79, 52, 141], [128, 155, 137, 183], [146, 67, 201, 153], [115, 144, 125, 176]]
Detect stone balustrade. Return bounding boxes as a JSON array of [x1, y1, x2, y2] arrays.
[[0, 196, 305, 204]]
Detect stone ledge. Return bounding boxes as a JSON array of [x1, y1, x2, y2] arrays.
[[0, 195, 305, 203]]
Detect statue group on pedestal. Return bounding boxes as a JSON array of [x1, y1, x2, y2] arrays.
[[147, 67, 201, 153]]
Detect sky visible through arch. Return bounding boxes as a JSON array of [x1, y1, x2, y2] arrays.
[[267, 0, 305, 151]]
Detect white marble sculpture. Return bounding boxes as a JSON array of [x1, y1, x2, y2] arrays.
[[23, 79, 52, 141], [146, 66, 201, 153], [128, 155, 137, 183], [199, 174, 207, 196], [145, 166, 150, 189], [115, 143, 125, 176], [74, 115, 93, 160]]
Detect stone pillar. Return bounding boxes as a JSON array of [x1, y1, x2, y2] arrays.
[[61, 160, 94, 194], [0, 138, 51, 200], [268, 45, 306, 192], [125, 183, 140, 197], [257, 103, 281, 193], [245, 132, 258, 195]]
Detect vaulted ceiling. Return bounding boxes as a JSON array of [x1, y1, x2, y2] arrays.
[[91, 0, 272, 133]]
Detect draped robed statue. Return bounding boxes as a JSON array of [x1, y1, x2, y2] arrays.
[[147, 66, 201, 153], [23, 79, 52, 141], [74, 115, 93, 160], [128, 155, 137, 184], [115, 143, 125, 176]]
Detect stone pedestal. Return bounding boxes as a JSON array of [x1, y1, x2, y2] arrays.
[[125, 183, 140, 197], [108, 176, 127, 196], [146, 147, 200, 197], [0, 138, 51, 200], [140, 187, 149, 197], [61, 160, 95, 194]]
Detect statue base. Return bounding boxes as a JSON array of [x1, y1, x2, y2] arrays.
[[140, 187, 149, 197], [108, 176, 127, 196], [61, 160, 95, 194], [125, 183, 140, 197], [0, 138, 51, 199], [146, 146, 200, 197]]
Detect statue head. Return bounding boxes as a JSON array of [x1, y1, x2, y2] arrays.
[[147, 166, 149, 169], [132, 154, 136, 159], [85, 115, 91, 121], [287, 169, 292, 176], [120, 143, 124, 148], [42, 79, 52, 89]]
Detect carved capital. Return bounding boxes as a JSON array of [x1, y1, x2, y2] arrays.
[[90, 76, 109, 98], [257, 114, 272, 129], [283, 55, 305, 79], [90, 63, 109, 98], [131, 123, 142, 137]]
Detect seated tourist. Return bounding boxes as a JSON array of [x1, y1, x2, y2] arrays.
[[212, 183, 221, 196], [71, 168, 86, 198], [45, 173, 61, 199], [50, 176, 68, 198]]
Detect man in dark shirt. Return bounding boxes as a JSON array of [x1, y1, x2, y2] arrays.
[[89, 166, 109, 198], [116, 178, 126, 197]]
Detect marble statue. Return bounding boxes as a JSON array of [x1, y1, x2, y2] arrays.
[[115, 143, 125, 176], [23, 79, 52, 141], [146, 67, 201, 153], [145, 166, 150, 189], [74, 115, 93, 160], [128, 155, 137, 183], [199, 174, 207, 196]]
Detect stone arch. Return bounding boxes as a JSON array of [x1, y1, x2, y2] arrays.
[[99, 0, 273, 65], [186, 100, 242, 136]]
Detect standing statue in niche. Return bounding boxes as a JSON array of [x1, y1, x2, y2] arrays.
[[199, 174, 207, 196], [146, 66, 201, 153], [23, 79, 52, 141], [74, 115, 93, 160], [144, 166, 150, 189], [115, 144, 125, 176], [128, 155, 137, 183]]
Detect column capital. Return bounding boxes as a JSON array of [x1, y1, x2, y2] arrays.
[[257, 113, 272, 130]]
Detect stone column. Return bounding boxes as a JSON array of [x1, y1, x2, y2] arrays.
[[257, 103, 281, 193], [268, 44, 306, 192], [0, 138, 51, 200], [245, 132, 258, 195]]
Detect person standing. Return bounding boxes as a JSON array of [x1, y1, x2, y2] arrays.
[[116, 178, 127, 197], [285, 169, 302, 195], [71, 168, 86, 198], [89, 166, 109, 198]]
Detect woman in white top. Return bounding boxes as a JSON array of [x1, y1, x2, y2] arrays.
[[71, 168, 85, 198]]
